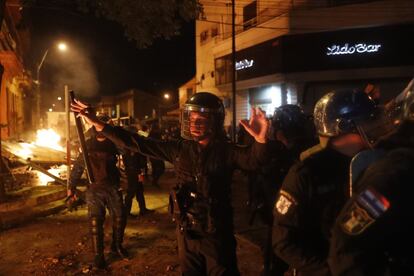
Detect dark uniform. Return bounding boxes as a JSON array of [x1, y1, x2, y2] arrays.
[[328, 81, 414, 276], [69, 136, 126, 267], [122, 150, 150, 216], [252, 137, 315, 275], [273, 147, 351, 276], [100, 124, 267, 275], [329, 127, 414, 275], [272, 90, 384, 276], [236, 123, 256, 207]]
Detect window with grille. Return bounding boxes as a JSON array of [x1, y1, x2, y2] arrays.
[[243, 1, 257, 31], [200, 30, 209, 44], [211, 27, 218, 38]]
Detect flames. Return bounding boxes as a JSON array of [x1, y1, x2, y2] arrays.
[[3, 128, 68, 186], [15, 142, 35, 160], [14, 129, 64, 159], [35, 129, 64, 151], [36, 165, 67, 186]]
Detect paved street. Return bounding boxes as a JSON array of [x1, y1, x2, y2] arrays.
[[0, 170, 264, 275]]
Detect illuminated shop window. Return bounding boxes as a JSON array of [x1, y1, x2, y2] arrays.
[[249, 85, 282, 116], [287, 90, 298, 104]]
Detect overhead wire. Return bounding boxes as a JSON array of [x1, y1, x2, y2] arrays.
[[201, 1, 414, 12], [201, 10, 414, 19]]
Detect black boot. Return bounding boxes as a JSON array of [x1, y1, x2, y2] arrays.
[[111, 217, 129, 259], [90, 218, 106, 269], [125, 191, 137, 218], [137, 183, 155, 216]]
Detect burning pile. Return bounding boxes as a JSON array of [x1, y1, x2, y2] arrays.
[[34, 129, 64, 151], [1, 129, 69, 186], [2, 129, 67, 163]]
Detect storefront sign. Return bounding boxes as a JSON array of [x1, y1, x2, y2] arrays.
[[216, 23, 414, 85], [236, 59, 254, 70], [327, 43, 382, 56]]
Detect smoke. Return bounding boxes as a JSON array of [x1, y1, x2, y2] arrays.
[[46, 45, 99, 98]]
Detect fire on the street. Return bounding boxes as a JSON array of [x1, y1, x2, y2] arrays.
[[8, 129, 64, 161], [36, 165, 68, 186], [35, 129, 64, 152], [15, 142, 35, 160], [5, 129, 64, 160]]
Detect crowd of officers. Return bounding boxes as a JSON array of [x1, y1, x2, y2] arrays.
[[69, 83, 414, 275]]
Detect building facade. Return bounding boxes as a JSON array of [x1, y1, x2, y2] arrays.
[[196, 0, 414, 125], [0, 0, 32, 139], [178, 77, 196, 109], [94, 89, 162, 124]]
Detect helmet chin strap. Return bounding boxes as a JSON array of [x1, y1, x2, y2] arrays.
[[355, 125, 373, 149]]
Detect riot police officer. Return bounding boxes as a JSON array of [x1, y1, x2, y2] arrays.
[[249, 104, 316, 275], [68, 115, 127, 269], [71, 92, 269, 275], [328, 83, 414, 275], [273, 90, 384, 276]]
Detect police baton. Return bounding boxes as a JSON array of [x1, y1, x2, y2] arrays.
[[70, 91, 95, 184]]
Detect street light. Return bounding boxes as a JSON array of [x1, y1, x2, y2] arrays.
[[159, 93, 178, 127], [35, 42, 68, 127], [57, 42, 67, 52]]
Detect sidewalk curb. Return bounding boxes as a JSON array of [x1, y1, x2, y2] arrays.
[[0, 186, 67, 231], [0, 187, 66, 212], [0, 198, 67, 231]]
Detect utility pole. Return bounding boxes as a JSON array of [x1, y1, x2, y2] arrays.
[[65, 86, 70, 190], [231, 0, 237, 142], [36, 49, 49, 128], [0, 0, 7, 203], [0, 64, 6, 202]]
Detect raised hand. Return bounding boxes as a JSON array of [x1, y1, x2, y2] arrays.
[[71, 99, 105, 131], [239, 107, 269, 143]]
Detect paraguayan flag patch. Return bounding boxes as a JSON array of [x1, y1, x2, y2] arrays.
[[341, 187, 390, 235]]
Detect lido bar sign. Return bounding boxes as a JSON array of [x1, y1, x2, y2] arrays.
[[326, 43, 382, 56], [235, 59, 254, 71]]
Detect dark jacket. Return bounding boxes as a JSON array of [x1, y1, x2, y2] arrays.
[[273, 148, 351, 276], [122, 150, 147, 176], [69, 137, 120, 190], [328, 147, 414, 276], [101, 125, 268, 234]]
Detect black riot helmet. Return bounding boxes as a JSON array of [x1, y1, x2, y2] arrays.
[[384, 78, 414, 125], [181, 92, 225, 141], [314, 89, 387, 145], [272, 104, 306, 131], [271, 104, 315, 143], [272, 104, 308, 141]]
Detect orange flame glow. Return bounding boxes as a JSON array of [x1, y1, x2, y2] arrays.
[[35, 129, 64, 151]]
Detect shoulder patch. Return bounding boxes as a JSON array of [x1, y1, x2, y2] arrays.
[[340, 188, 390, 235], [275, 190, 298, 215]]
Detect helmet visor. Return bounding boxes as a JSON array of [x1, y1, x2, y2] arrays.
[[181, 105, 213, 140], [356, 107, 396, 146]]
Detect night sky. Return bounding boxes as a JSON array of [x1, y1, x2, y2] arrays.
[[26, 3, 195, 108]]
